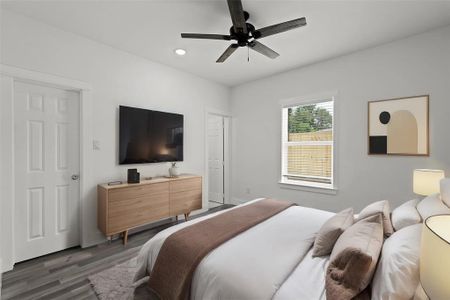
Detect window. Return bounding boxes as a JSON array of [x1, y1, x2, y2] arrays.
[[281, 98, 335, 189]]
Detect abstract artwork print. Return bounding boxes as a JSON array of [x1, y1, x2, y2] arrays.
[[368, 95, 429, 156]]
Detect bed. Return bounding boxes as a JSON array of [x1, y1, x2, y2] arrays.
[[134, 199, 333, 299], [134, 196, 427, 300]]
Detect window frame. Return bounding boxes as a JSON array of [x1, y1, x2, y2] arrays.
[[279, 94, 337, 192]]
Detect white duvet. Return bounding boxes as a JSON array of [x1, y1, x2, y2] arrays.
[[134, 199, 334, 300]]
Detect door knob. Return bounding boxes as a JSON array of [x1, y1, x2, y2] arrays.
[[71, 174, 79, 180]]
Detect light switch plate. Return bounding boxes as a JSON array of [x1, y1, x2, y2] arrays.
[[93, 140, 100, 150]]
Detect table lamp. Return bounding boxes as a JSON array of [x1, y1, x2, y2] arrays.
[[420, 215, 450, 299], [413, 169, 445, 196]]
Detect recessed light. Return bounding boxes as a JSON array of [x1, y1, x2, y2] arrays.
[[174, 48, 186, 56]]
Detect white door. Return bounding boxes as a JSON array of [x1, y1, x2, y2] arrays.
[[207, 114, 224, 204], [14, 81, 80, 262]]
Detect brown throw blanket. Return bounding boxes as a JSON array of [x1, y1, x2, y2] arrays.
[[148, 198, 295, 300]]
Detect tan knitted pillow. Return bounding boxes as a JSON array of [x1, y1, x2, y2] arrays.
[[326, 214, 384, 300]]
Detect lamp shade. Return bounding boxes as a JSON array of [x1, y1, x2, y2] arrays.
[[420, 215, 450, 299], [413, 169, 445, 196]]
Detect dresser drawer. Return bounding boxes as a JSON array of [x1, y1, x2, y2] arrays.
[[170, 189, 202, 215], [108, 194, 169, 234], [170, 177, 201, 193], [108, 191, 168, 218], [109, 182, 169, 202], [98, 176, 203, 239]]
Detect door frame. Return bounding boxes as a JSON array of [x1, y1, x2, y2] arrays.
[[204, 109, 231, 207], [0, 64, 93, 272]]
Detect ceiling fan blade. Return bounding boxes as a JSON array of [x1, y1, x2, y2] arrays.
[[181, 33, 231, 40], [254, 17, 306, 39], [227, 0, 247, 34], [248, 41, 279, 59], [216, 44, 239, 63]]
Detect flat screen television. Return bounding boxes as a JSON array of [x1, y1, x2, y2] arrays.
[[119, 105, 184, 164]]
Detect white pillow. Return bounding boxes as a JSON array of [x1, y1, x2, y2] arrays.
[[440, 178, 450, 208], [391, 199, 421, 231], [416, 193, 450, 220], [371, 224, 422, 300]]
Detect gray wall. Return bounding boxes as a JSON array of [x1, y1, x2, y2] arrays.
[[230, 25, 450, 212], [1, 10, 230, 249]]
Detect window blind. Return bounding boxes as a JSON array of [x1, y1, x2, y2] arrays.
[[281, 100, 334, 187]]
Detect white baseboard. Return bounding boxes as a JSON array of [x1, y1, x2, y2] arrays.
[[0, 258, 2, 297], [1, 256, 14, 273], [82, 231, 108, 248], [231, 197, 247, 205]]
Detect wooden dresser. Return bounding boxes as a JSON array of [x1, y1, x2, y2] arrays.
[[98, 175, 202, 244]]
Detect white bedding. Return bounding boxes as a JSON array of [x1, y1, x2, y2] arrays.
[[134, 199, 334, 299], [273, 249, 329, 300]]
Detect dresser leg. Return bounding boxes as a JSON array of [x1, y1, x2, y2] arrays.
[[184, 213, 190, 221], [123, 230, 129, 245]]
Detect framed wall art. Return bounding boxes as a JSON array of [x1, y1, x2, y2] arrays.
[[368, 95, 429, 156]]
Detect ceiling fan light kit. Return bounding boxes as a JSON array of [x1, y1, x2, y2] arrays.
[[180, 0, 307, 63]]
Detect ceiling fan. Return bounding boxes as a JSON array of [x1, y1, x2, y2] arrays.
[[180, 0, 307, 63]]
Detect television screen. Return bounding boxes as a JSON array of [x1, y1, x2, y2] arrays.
[[119, 106, 184, 164]]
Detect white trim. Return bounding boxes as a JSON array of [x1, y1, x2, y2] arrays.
[[204, 108, 232, 208], [223, 116, 231, 205], [279, 181, 338, 195], [280, 90, 338, 107], [0, 75, 15, 272], [0, 64, 91, 91], [231, 197, 247, 205], [332, 93, 340, 191], [279, 92, 339, 193], [78, 90, 95, 247], [0, 64, 92, 271], [0, 258, 2, 298]]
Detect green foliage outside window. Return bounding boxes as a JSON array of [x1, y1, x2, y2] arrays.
[[288, 104, 332, 133]]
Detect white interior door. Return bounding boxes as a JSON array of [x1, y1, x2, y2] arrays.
[[207, 114, 224, 204], [14, 81, 80, 262]]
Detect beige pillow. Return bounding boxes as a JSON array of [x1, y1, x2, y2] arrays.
[[326, 214, 384, 300], [357, 200, 394, 236], [312, 208, 354, 257]]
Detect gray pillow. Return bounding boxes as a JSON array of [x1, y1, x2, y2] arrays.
[[326, 214, 384, 300], [312, 208, 354, 257], [391, 199, 421, 231], [357, 200, 394, 236]]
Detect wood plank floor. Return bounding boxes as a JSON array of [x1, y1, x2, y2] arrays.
[[1, 205, 233, 300]]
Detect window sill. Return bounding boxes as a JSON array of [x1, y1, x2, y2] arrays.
[[278, 180, 338, 195]]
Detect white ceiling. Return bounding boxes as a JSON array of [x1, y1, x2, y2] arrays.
[[3, 1, 450, 86]]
